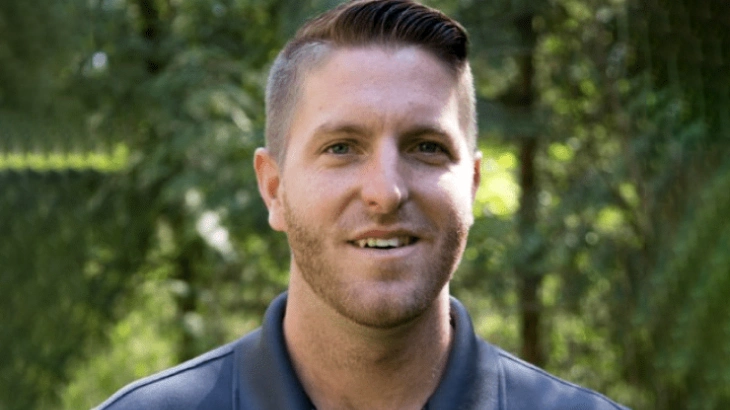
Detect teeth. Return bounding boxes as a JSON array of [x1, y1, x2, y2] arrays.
[[355, 236, 412, 249]]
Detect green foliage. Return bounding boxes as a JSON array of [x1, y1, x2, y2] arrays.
[[641, 164, 730, 408], [0, 171, 150, 408], [460, 0, 730, 407], [60, 277, 181, 409]]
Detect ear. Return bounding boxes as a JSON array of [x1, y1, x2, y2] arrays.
[[471, 150, 482, 201], [254, 148, 287, 232]]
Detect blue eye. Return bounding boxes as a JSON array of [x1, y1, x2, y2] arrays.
[[326, 143, 350, 154]]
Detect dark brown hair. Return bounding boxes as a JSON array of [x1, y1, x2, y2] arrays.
[[265, 0, 475, 164]]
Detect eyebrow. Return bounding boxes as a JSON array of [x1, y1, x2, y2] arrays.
[[312, 122, 371, 138], [401, 125, 454, 141], [312, 122, 454, 140]]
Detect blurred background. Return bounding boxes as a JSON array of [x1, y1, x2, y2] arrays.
[[1, 0, 728, 408]]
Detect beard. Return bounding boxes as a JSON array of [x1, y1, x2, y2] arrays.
[[282, 194, 469, 329]]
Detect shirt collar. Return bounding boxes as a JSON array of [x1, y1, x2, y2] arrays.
[[235, 292, 499, 410]]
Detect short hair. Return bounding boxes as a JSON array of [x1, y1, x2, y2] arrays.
[[265, 0, 476, 164]]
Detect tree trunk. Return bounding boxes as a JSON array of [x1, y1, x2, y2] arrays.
[[517, 136, 543, 367], [512, 13, 545, 368]]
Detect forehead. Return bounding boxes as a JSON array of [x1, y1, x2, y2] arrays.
[[294, 46, 460, 125], [303, 45, 456, 92]]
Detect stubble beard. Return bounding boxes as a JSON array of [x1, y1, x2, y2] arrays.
[[282, 197, 469, 329]]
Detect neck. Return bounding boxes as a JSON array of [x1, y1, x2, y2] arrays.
[[283, 274, 453, 410]]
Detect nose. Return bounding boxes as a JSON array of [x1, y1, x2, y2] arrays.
[[360, 141, 409, 214]]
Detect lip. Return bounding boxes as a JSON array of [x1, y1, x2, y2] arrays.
[[349, 227, 421, 242], [346, 227, 423, 251]]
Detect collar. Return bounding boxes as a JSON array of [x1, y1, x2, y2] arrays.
[[234, 292, 500, 410]]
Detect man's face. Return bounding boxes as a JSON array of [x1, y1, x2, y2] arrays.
[[256, 46, 480, 328]]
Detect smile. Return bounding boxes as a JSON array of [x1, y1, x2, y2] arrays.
[[352, 236, 417, 249]]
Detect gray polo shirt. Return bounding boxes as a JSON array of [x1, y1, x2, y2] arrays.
[[96, 293, 628, 409]]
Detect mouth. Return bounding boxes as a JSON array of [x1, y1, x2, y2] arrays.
[[350, 236, 418, 249]]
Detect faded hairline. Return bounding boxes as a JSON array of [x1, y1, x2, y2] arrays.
[[265, 41, 333, 165], [264, 42, 477, 166]]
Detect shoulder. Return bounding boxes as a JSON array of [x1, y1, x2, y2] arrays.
[[493, 347, 629, 410], [95, 331, 260, 410]]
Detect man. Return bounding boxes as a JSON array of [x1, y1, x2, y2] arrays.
[[97, 1, 628, 409]]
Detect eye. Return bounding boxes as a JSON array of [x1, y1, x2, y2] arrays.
[[325, 142, 351, 155], [416, 141, 447, 154], [408, 139, 454, 165]]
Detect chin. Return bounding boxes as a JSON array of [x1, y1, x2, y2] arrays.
[[327, 282, 444, 329]]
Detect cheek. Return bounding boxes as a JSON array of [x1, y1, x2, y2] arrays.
[[432, 174, 476, 222], [286, 172, 350, 216]]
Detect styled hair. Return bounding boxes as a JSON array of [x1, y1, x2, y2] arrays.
[[265, 0, 476, 164]]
